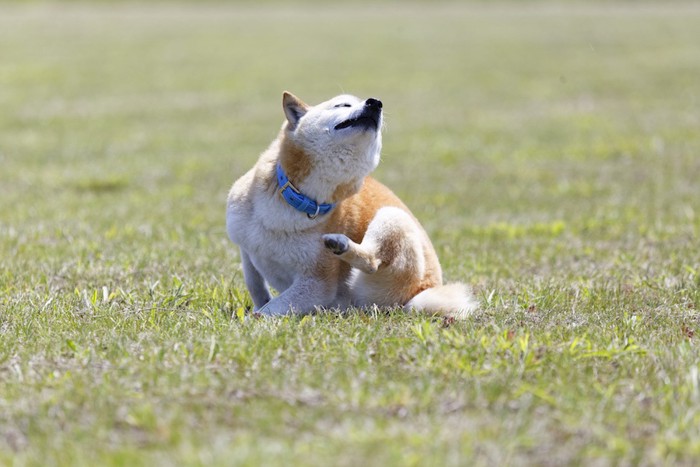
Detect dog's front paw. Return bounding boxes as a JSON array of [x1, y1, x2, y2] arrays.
[[257, 302, 286, 318], [323, 233, 349, 255]]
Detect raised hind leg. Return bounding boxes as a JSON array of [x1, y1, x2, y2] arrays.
[[322, 206, 437, 307], [322, 233, 380, 274]]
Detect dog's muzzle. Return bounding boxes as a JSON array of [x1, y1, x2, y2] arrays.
[[334, 98, 383, 131]]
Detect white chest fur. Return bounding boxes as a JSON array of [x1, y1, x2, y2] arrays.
[[226, 187, 325, 293]]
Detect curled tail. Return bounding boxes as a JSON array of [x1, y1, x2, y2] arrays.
[[404, 283, 478, 319]]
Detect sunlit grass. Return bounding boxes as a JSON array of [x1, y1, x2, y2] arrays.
[[1, 2, 700, 465]]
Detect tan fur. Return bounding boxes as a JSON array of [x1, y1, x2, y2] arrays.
[[279, 134, 313, 184], [320, 178, 442, 305], [226, 92, 478, 318], [326, 177, 405, 242], [331, 180, 362, 203]]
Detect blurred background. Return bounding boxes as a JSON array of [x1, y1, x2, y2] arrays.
[[1, 1, 698, 290]]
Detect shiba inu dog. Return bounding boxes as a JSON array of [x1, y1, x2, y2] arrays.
[[226, 92, 478, 318]]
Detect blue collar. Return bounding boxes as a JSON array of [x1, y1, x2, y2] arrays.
[[276, 163, 335, 219]]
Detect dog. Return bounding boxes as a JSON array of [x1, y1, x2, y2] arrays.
[[226, 92, 478, 318]]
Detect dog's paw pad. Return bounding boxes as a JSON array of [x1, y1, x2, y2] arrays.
[[323, 234, 349, 255]]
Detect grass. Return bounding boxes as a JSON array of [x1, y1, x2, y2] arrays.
[[1, 2, 700, 465]]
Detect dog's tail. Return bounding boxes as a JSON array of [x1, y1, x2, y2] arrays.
[[404, 283, 478, 320]]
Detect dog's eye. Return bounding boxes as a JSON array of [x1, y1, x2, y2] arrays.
[[334, 103, 352, 108]]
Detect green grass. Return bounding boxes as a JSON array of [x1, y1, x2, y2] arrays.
[[2, 2, 700, 465]]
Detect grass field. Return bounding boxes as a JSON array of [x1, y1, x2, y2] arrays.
[[1, 2, 700, 465]]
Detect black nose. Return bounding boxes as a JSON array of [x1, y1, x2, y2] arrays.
[[365, 98, 382, 109]]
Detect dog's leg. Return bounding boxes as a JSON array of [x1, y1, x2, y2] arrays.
[[240, 250, 272, 310], [323, 233, 380, 274], [323, 206, 423, 275], [257, 277, 336, 316], [323, 207, 434, 307]]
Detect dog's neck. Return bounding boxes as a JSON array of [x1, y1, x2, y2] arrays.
[[277, 134, 365, 205], [275, 163, 335, 219]]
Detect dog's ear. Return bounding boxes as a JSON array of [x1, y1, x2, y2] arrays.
[[282, 91, 309, 129]]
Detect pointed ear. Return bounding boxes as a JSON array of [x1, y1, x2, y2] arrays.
[[282, 91, 309, 129]]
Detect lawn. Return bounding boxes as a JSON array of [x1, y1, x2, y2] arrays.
[[1, 2, 700, 465]]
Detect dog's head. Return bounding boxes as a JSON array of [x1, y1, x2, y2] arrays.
[[279, 92, 383, 202]]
